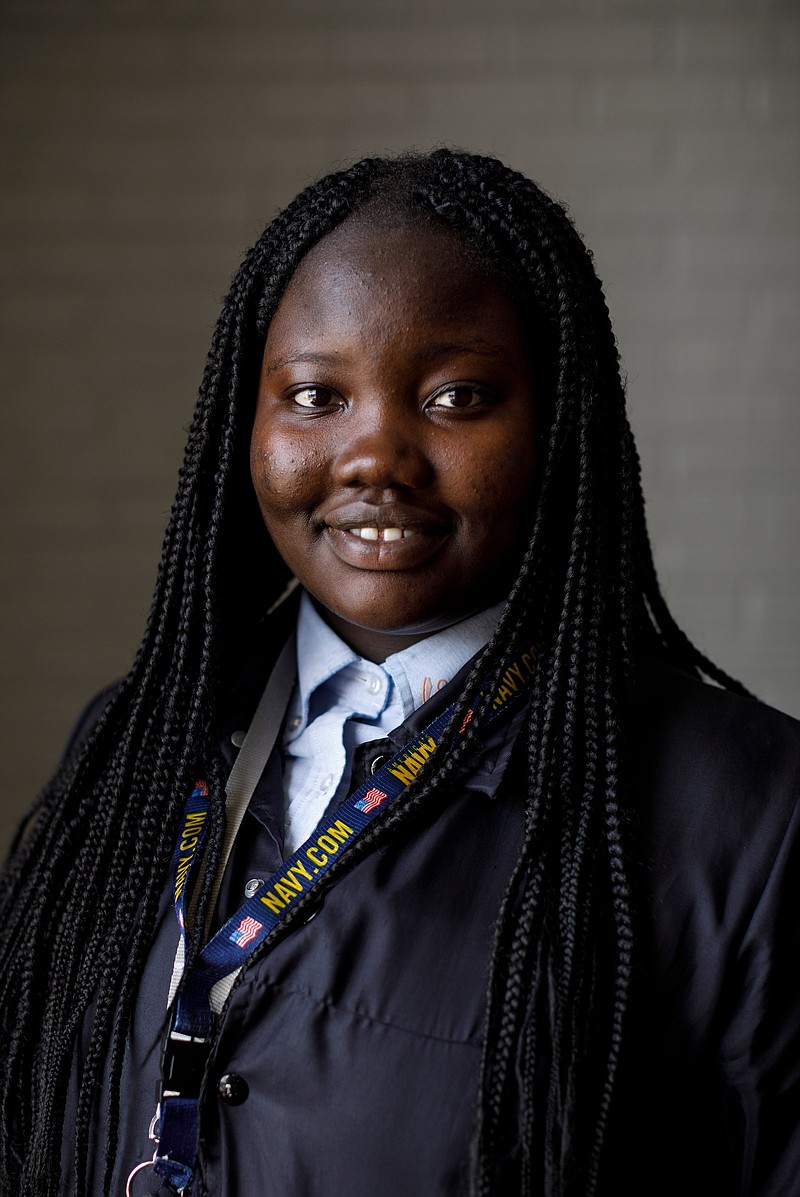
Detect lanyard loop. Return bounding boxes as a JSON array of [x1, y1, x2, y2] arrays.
[[150, 638, 537, 1192]]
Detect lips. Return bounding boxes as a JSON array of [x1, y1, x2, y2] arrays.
[[321, 503, 450, 570]]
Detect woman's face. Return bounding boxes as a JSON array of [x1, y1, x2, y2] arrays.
[[251, 215, 538, 661]]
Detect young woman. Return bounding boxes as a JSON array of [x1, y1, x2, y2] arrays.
[[1, 149, 798, 1197]]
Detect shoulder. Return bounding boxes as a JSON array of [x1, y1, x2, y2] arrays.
[[632, 659, 800, 841], [630, 659, 800, 1000], [636, 657, 800, 776]]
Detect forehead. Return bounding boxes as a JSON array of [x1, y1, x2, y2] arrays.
[[293, 210, 491, 286], [265, 215, 527, 355]]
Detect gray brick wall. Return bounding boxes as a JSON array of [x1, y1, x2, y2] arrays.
[[1, 0, 798, 848]]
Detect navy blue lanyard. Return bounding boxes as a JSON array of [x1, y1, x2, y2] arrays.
[[142, 642, 536, 1194]]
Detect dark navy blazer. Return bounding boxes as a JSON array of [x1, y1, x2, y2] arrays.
[[61, 640, 800, 1197]]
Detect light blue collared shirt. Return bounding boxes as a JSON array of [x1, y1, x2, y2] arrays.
[[282, 591, 504, 852]]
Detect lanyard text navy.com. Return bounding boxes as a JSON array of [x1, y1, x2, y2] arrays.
[[154, 641, 537, 1192]]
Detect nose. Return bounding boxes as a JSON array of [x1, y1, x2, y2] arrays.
[[332, 407, 435, 491]]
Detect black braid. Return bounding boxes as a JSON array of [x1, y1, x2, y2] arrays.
[[0, 148, 743, 1196]]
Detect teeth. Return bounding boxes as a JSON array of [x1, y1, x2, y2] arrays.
[[347, 527, 409, 541]]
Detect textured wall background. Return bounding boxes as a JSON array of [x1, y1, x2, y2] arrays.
[[1, 0, 798, 850]]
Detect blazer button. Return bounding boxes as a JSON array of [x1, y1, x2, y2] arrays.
[[217, 1073, 249, 1105], [300, 896, 324, 925]]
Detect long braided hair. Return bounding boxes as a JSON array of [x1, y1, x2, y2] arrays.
[[0, 149, 746, 1196]]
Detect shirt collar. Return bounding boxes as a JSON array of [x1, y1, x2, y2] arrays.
[[382, 602, 505, 719], [294, 593, 360, 728], [295, 590, 505, 726]]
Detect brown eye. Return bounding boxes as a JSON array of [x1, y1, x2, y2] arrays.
[[429, 385, 491, 410], [292, 386, 339, 410]]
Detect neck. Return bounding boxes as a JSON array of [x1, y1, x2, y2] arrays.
[[316, 601, 503, 664], [319, 610, 437, 663]]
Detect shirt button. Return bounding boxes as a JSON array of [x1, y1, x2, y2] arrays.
[[288, 716, 302, 732], [320, 773, 334, 790], [244, 878, 262, 898], [370, 754, 388, 775], [367, 676, 382, 695], [230, 729, 246, 748], [217, 1073, 249, 1105]]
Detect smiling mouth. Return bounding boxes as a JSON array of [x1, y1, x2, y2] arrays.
[[322, 516, 448, 570]]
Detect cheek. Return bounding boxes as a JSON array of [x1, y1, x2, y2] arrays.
[[249, 427, 326, 515], [455, 437, 537, 527]]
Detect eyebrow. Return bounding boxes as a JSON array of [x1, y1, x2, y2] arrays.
[[416, 339, 506, 361], [263, 340, 506, 377], [263, 351, 344, 377]]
